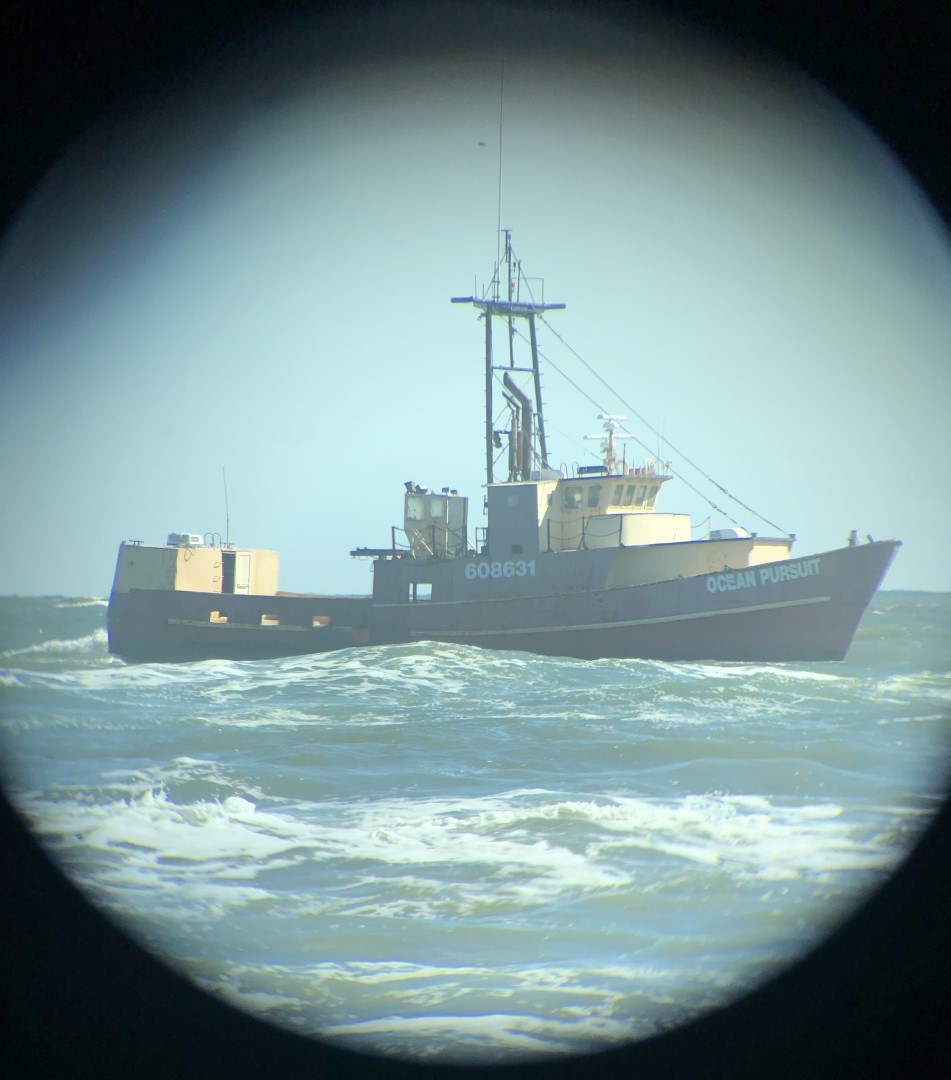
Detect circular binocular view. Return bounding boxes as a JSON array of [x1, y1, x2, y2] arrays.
[[2, 1, 949, 1069]]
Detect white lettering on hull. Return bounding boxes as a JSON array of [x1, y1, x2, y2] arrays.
[[705, 558, 821, 594], [464, 559, 536, 581]]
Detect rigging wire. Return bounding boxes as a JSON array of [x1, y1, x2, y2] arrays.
[[510, 326, 744, 527], [536, 316, 791, 536], [481, 238, 785, 537], [497, 242, 768, 530]]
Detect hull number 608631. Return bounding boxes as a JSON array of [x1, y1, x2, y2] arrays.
[[465, 559, 536, 581]]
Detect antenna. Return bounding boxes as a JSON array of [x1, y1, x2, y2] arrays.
[[495, 61, 504, 299], [583, 415, 635, 474], [222, 466, 231, 547]]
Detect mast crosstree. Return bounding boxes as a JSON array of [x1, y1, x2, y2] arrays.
[[451, 232, 565, 486]]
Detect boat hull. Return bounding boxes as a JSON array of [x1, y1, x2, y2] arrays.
[[107, 541, 900, 664], [387, 541, 900, 661], [107, 591, 373, 663]]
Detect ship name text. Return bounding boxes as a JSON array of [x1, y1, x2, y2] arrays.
[[706, 557, 821, 595]]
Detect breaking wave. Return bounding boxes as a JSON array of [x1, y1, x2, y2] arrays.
[[1, 627, 108, 658]]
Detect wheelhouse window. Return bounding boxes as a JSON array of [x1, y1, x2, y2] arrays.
[[622, 485, 635, 506], [406, 495, 427, 521], [563, 487, 584, 510], [645, 486, 659, 508], [587, 485, 602, 509], [634, 485, 648, 506], [612, 484, 624, 505], [410, 582, 432, 601]]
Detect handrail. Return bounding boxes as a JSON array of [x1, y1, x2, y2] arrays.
[[547, 513, 628, 552]]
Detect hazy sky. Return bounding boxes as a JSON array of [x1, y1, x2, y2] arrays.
[[2, 4, 950, 596]]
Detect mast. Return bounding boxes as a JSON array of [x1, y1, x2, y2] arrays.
[[528, 313, 548, 469], [484, 300, 494, 484], [452, 245, 564, 487], [504, 230, 516, 371]]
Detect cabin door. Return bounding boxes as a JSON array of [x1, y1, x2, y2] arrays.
[[221, 551, 251, 593], [234, 553, 251, 593], [221, 551, 235, 592]]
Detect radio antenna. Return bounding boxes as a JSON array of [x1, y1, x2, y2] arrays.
[[222, 466, 231, 546], [495, 61, 504, 298]]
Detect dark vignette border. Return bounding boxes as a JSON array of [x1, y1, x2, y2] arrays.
[[3, 2, 950, 1078]]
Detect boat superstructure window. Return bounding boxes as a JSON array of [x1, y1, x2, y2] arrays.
[[406, 495, 427, 522], [312, 615, 331, 627], [402, 486, 469, 559], [564, 487, 584, 510], [587, 485, 602, 509], [622, 485, 635, 506], [634, 485, 648, 507], [410, 582, 432, 601], [261, 614, 279, 626], [612, 484, 624, 505], [645, 486, 659, 508]]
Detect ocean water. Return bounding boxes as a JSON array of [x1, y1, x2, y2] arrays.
[[1, 592, 948, 1064]]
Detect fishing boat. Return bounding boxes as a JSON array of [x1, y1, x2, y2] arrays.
[[107, 234, 900, 663]]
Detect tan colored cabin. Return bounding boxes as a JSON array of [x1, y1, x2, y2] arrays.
[[111, 534, 279, 597]]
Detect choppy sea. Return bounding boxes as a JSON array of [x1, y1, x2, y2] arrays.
[[1, 592, 949, 1065]]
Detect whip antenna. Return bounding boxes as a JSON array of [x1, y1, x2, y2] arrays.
[[222, 466, 231, 546], [495, 61, 504, 298]]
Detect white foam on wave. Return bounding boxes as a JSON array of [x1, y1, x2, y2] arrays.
[[303, 796, 629, 911], [280, 786, 902, 919], [324, 788, 898, 887], [54, 597, 108, 608], [18, 782, 632, 923], [643, 660, 849, 685], [308, 959, 493, 985], [1, 627, 107, 658], [319, 1006, 635, 1059], [584, 791, 900, 879], [724, 664, 847, 684], [872, 672, 951, 703], [179, 648, 471, 706], [262, 641, 559, 701], [639, 661, 728, 681], [197, 977, 310, 1017], [65, 657, 241, 691], [20, 786, 313, 916], [280, 785, 897, 901], [17, 773, 911, 930]]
